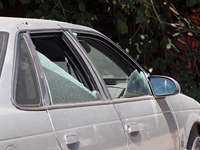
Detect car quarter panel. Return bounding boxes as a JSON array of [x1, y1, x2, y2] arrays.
[[0, 27, 61, 149], [0, 109, 61, 150], [166, 93, 200, 149]]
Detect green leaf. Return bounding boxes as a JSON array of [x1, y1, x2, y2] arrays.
[[20, 0, 30, 4], [136, 14, 144, 24], [168, 51, 174, 62], [172, 69, 180, 75], [128, 0, 134, 8], [137, 5, 146, 14], [166, 38, 171, 49], [92, 14, 98, 20], [25, 10, 34, 18], [184, 54, 192, 61], [172, 32, 180, 37], [52, 9, 65, 21], [134, 0, 139, 4], [140, 34, 145, 40], [152, 0, 159, 8], [86, 13, 92, 20], [124, 6, 129, 13], [0, 0, 3, 9], [125, 48, 130, 53], [73, 13, 80, 19], [186, 0, 197, 7], [160, 38, 171, 50], [81, 12, 86, 20], [112, 0, 118, 5], [171, 44, 180, 54], [106, 0, 109, 3], [86, 21, 93, 27], [179, 75, 191, 82], [196, 53, 200, 60], [135, 43, 141, 54], [35, 9, 42, 16], [188, 50, 197, 55], [117, 20, 128, 34], [41, 2, 50, 10], [9, 0, 16, 6], [156, 57, 162, 61], [77, 17, 86, 25], [159, 59, 169, 70], [179, 19, 185, 27], [79, 1, 85, 12], [120, 0, 127, 5], [152, 61, 159, 69], [116, 11, 126, 22], [47, 13, 54, 20], [151, 41, 158, 50]]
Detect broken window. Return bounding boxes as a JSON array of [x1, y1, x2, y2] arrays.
[[31, 32, 101, 104]]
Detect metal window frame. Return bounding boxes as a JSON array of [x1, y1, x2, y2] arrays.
[[12, 32, 45, 110]]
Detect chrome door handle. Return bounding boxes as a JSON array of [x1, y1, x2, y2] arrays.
[[65, 134, 79, 145], [125, 123, 139, 134]]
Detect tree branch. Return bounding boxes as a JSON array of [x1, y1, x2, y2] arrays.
[[150, 0, 161, 24], [58, 0, 67, 22]]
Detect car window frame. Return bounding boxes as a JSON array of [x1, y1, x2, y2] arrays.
[[0, 32, 9, 78], [12, 32, 46, 110], [12, 29, 153, 110], [68, 30, 153, 100], [19, 29, 112, 109]]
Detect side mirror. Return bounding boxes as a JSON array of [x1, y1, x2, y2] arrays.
[[148, 75, 181, 97]]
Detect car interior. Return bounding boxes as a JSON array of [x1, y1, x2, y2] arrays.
[[30, 33, 101, 104]]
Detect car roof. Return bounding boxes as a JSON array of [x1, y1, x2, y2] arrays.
[[0, 17, 99, 33]]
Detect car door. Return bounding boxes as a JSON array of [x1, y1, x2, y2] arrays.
[[0, 32, 61, 150], [71, 31, 180, 150], [26, 30, 127, 150]]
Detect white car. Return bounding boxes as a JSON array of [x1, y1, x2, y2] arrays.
[[0, 17, 199, 150]]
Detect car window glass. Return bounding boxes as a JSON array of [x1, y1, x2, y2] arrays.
[[122, 70, 151, 98], [30, 33, 101, 104], [88, 43, 128, 99], [0, 34, 4, 53], [75, 33, 151, 99], [0, 32, 8, 77], [15, 38, 41, 106]]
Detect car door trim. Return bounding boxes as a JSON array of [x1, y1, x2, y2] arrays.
[[46, 96, 153, 110]]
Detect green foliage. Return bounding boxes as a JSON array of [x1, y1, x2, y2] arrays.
[[8, 0, 16, 6], [2, 0, 200, 101], [0, 0, 3, 9], [20, 0, 30, 4]]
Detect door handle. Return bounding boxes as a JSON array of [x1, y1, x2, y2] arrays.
[[125, 123, 139, 134], [65, 134, 79, 145]]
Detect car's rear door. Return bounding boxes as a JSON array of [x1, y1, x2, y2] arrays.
[[28, 30, 127, 150], [0, 32, 61, 150], [71, 31, 180, 150]]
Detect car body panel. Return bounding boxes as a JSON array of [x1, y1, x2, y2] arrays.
[[23, 28, 127, 149], [0, 17, 200, 150], [47, 105, 127, 150], [166, 94, 200, 149], [0, 25, 61, 149], [0, 109, 60, 150], [113, 96, 179, 149]]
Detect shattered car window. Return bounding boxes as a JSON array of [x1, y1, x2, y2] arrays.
[[37, 51, 101, 104], [122, 70, 151, 98]]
